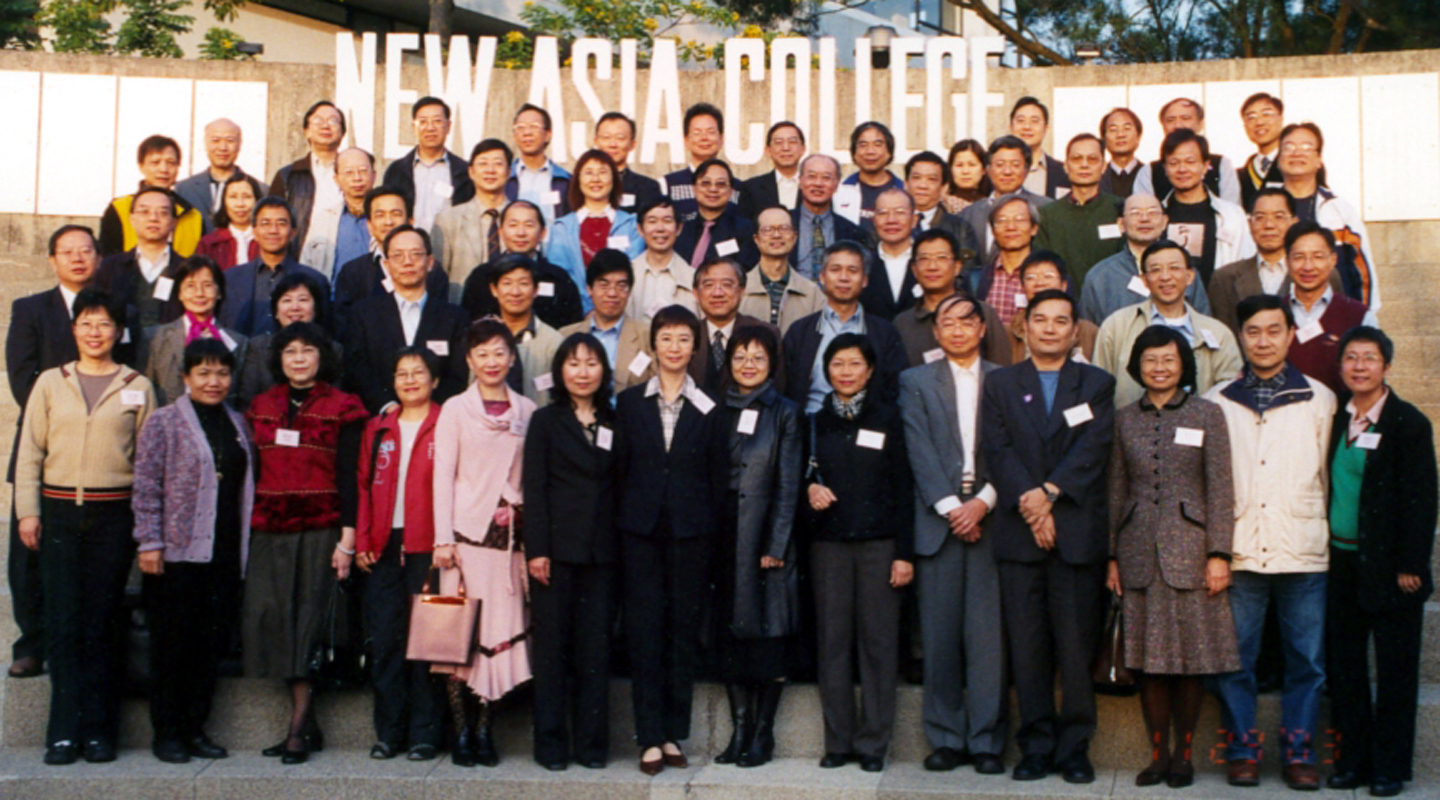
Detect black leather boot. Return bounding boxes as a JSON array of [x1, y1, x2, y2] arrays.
[[474, 699, 499, 767], [714, 684, 754, 764], [447, 680, 477, 767], [737, 681, 783, 767]]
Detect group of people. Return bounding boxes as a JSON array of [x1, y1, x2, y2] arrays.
[[3, 84, 1431, 799]]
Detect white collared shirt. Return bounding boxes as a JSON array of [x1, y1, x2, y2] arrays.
[[706, 318, 737, 355], [1288, 285, 1379, 330], [879, 247, 911, 302], [59, 285, 78, 320], [777, 172, 800, 208], [577, 205, 617, 223], [1108, 159, 1140, 176], [395, 292, 426, 346], [229, 225, 254, 265], [138, 247, 171, 284], [1345, 388, 1388, 443], [411, 154, 454, 231], [932, 357, 997, 513], [1257, 255, 1287, 295], [919, 206, 940, 229], [308, 153, 344, 248]]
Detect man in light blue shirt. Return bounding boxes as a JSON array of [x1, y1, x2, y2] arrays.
[[509, 104, 572, 227]]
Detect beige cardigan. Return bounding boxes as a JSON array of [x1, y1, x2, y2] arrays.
[[15, 362, 156, 519]]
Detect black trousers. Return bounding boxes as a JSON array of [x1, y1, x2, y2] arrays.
[[1326, 550, 1424, 781], [9, 498, 44, 661], [39, 496, 135, 746], [530, 560, 616, 762], [145, 559, 240, 742], [621, 530, 709, 749], [362, 532, 442, 748], [997, 554, 1106, 762]]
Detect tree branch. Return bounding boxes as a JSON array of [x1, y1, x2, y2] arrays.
[[947, 0, 1073, 66]]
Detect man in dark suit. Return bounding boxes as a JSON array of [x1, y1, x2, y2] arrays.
[[905, 151, 959, 233], [739, 121, 805, 220], [1236, 93, 1285, 212], [791, 154, 867, 281], [664, 103, 732, 222], [173, 118, 265, 233], [343, 226, 468, 414], [458, 201, 584, 329], [858, 189, 918, 322], [218, 197, 330, 338], [94, 186, 187, 331], [782, 241, 907, 413], [674, 159, 758, 272], [687, 258, 778, 394], [594, 112, 663, 215], [1010, 97, 1071, 199], [381, 97, 476, 231], [333, 186, 448, 334], [980, 288, 1115, 784], [4, 225, 99, 678]]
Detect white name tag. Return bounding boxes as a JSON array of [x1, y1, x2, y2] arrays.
[[434, 182, 453, 198], [1175, 427, 1205, 447], [1296, 320, 1324, 344], [620, 193, 636, 207], [689, 391, 715, 415], [120, 389, 145, 406], [628, 351, 651, 377], [381, 275, 396, 294], [1126, 275, 1150, 297], [607, 235, 630, 250], [537, 281, 556, 297], [427, 339, 449, 356], [910, 283, 922, 299], [1014, 292, 1028, 309], [856, 429, 886, 450], [923, 348, 944, 364], [219, 331, 238, 351], [542, 190, 562, 206], [737, 408, 759, 435], [533, 373, 554, 392], [1200, 329, 1220, 349], [121, 328, 131, 344], [153, 276, 174, 300], [596, 425, 614, 450], [1063, 403, 1094, 427], [1356, 432, 1381, 450], [658, 177, 668, 195], [715, 239, 740, 257], [1097, 224, 1121, 239], [275, 429, 301, 447]]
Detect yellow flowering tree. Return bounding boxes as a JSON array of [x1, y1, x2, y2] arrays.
[[514, 0, 743, 67]]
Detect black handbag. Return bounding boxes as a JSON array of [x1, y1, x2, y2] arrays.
[[1092, 594, 1137, 694]]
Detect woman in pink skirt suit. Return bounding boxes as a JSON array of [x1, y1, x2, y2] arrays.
[[432, 317, 537, 768]]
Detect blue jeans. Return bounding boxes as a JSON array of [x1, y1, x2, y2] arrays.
[[1214, 571, 1327, 764]]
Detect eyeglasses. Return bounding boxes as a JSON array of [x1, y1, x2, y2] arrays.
[[758, 225, 794, 235], [1243, 109, 1281, 122], [1281, 142, 1318, 154], [1341, 352, 1384, 365], [697, 180, 731, 190], [731, 353, 770, 366]]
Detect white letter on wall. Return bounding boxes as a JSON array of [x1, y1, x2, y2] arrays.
[[816, 38, 848, 165], [770, 37, 811, 145], [640, 38, 683, 166], [925, 37, 966, 154], [620, 40, 638, 119], [570, 39, 613, 158], [968, 36, 1006, 141], [334, 32, 377, 152], [425, 35, 495, 156], [384, 32, 420, 159], [888, 37, 926, 162], [723, 37, 766, 166], [853, 37, 872, 128], [528, 36, 568, 163]]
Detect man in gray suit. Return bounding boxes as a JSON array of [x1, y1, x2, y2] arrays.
[[173, 119, 263, 234], [898, 293, 1006, 776]]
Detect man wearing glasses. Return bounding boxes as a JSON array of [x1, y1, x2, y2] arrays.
[[739, 207, 825, 334], [674, 160, 758, 271], [507, 103, 572, 226], [1237, 93, 1286, 212], [1079, 193, 1211, 324]]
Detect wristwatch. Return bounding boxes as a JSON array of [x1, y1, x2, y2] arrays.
[[1044, 486, 1060, 504]]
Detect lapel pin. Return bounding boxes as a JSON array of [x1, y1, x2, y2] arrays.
[[1023, 394, 1033, 403]]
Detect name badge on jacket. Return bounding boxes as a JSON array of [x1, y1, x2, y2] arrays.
[[856, 429, 886, 450], [1063, 403, 1093, 427]]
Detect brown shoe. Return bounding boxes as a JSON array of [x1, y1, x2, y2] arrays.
[[661, 743, 688, 769], [7, 656, 42, 678], [639, 750, 664, 776], [1284, 763, 1320, 791], [1229, 759, 1261, 787]]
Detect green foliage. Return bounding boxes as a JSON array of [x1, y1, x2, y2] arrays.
[[514, 0, 743, 68], [496, 29, 533, 69], [199, 24, 250, 59], [202, 0, 244, 23], [114, 0, 192, 57], [40, 0, 114, 53], [0, 0, 42, 49]]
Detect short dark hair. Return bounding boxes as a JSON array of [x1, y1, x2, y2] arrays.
[[412, 96, 451, 120], [213, 173, 265, 229], [549, 332, 615, 415], [693, 157, 734, 186], [302, 100, 347, 136], [596, 111, 636, 138], [904, 150, 947, 181], [268, 321, 339, 386], [823, 332, 877, 377], [183, 337, 236, 375], [390, 344, 441, 381], [515, 103, 552, 131], [1099, 107, 1143, 139], [488, 253, 538, 286], [683, 103, 724, 136], [70, 287, 124, 327], [849, 121, 895, 166], [568, 149, 622, 211], [501, 199, 546, 231], [1140, 239, 1193, 271], [1018, 250, 1070, 284], [1236, 293, 1294, 330], [945, 139, 992, 197], [650, 304, 702, 351], [1125, 325, 1197, 391], [137, 134, 180, 164], [1160, 128, 1210, 163], [987, 134, 1031, 165], [364, 185, 414, 219], [1010, 96, 1050, 125], [586, 248, 633, 287], [821, 239, 870, 274], [48, 224, 96, 256], [1284, 220, 1336, 254], [913, 227, 961, 261], [383, 224, 432, 257], [637, 197, 677, 224], [131, 185, 175, 213], [466, 317, 517, 356], [765, 120, 804, 147], [269, 271, 330, 330], [1024, 287, 1076, 320], [1159, 97, 1204, 122], [469, 138, 513, 165], [1336, 325, 1393, 366], [1251, 186, 1296, 216], [695, 257, 745, 288], [933, 291, 983, 323], [173, 256, 227, 306], [253, 196, 296, 227], [724, 325, 779, 389], [1279, 122, 1329, 187], [1066, 133, 1104, 157], [1241, 92, 1283, 117]]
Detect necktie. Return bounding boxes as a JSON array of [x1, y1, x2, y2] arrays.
[[484, 208, 501, 262], [809, 215, 826, 277], [1258, 155, 1271, 176], [712, 329, 726, 372], [691, 220, 715, 271]]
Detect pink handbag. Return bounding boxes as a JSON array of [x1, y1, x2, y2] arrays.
[[406, 568, 481, 666]]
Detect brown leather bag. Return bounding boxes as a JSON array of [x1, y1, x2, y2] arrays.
[[406, 568, 481, 666], [1092, 594, 1136, 689]]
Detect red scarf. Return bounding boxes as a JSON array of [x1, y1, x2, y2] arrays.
[[185, 311, 221, 345]]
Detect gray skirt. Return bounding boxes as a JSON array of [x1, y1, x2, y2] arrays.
[[242, 527, 339, 680]]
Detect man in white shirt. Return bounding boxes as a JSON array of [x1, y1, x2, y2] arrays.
[[1010, 97, 1069, 199], [629, 199, 696, 320], [510, 103, 572, 226], [859, 188, 917, 321], [1208, 187, 1316, 336], [739, 121, 806, 219]]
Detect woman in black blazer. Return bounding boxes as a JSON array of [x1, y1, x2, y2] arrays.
[[803, 332, 914, 773], [523, 332, 619, 772], [712, 326, 802, 769], [1324, 327, 1436, 797], [613, 305, 727, 775]]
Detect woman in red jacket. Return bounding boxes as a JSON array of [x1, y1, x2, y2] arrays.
[[195, 174, 264, 271], [355, 346, 444, 761]]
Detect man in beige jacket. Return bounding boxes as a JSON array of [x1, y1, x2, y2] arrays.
[[738, 207, 825, 335]]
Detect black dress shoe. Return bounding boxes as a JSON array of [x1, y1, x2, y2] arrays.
[[924, 747, 968, 771], [974, 753, 1005, 775], [370, 742, 399, 759], [541, 759, 568, 771], [407, 744, 438, 761], [8, 656, 42, 678], [859, 755, 884, 772], [185, 733, 228, 759], [82, 739, 116, 763], [281, 744, 309, 765], [819, 752, 851, 768], [1370, 777, 1403, 797], [153, 739, 191, 764], [1060, 752, 1096, 784], [44, 741, 78, 765], [578, 757, 606, 769], [1328, 769, 1368, 790], [1013, 753, 1051, 781]]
